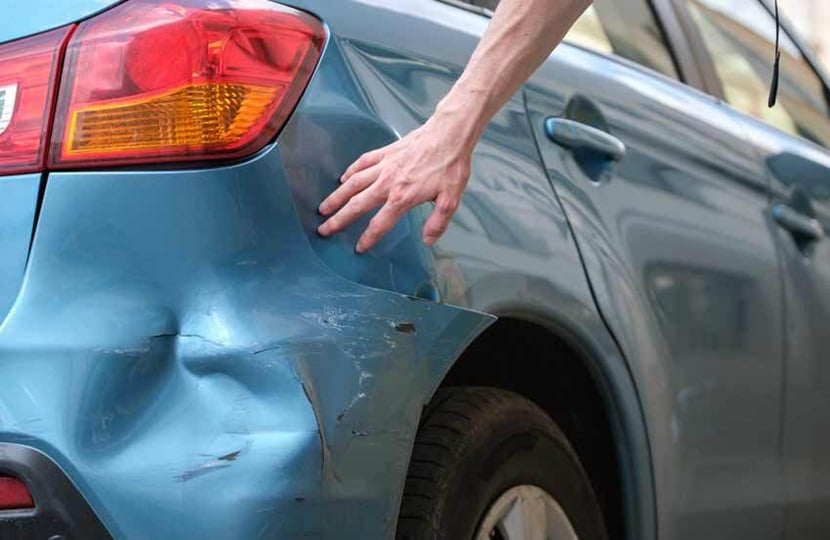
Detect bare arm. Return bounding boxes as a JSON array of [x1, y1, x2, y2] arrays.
[[318, 0, 591, 253]]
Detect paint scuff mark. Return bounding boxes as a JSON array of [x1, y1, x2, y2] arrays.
[[218, 450, 241, 462], [177, 461, 231, 482], [176, 443, 249, 481], [295, 370, 331, 477], [394, 322, 416, 334], [151, 332, 227, 348], [252, 344, 282, 355]]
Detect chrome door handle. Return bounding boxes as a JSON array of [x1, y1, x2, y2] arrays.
[[544, 118, 626, 162], [773, 203, 824, 241]]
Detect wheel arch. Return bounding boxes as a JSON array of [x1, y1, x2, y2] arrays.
[[432, 306, 656, 540]]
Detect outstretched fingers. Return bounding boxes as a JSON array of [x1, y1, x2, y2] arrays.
[[356, 199, 409, 253], [341, 148, 385, 183], [318, 185, 386, 238], [319, 164, 381, 216]]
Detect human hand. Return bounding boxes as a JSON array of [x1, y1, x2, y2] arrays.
[[317, 118, 474, 253]]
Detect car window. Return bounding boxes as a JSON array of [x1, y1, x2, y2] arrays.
[[450, 0, 679, 80], [684, 0, 830, 148], [566, 0, 679, 79]]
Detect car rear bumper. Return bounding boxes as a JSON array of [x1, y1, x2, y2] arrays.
[[0, 444, 111, 540], [0, 142, 492, 538]]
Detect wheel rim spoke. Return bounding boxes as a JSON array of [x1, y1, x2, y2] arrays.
[[476, 485, 578, 540]]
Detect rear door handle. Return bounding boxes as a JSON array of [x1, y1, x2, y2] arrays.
[[773, 203, 824, 241], [544, 118, 626, 162]]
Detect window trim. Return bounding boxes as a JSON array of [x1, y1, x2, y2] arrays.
[[667, 0, 726, 98], [651, 0, 708, 89], [436, 0, 702, 89], [435, 0, 493, 17]]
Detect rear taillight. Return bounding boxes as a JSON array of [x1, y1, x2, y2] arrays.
[[49, 0, 325, 168], [0, 475, 34, 510], [0, 27, 73, 175]]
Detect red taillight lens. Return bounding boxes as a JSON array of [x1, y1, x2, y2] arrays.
[[0, 475, 34, 510], [0, 27, 73, 176], [50, 0, 325, 168]]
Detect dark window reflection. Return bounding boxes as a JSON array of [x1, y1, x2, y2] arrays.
[[454, 0, 680, 80], [646, 263, 752, 352]]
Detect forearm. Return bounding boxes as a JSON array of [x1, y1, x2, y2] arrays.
[[433, 0, 591, 149]]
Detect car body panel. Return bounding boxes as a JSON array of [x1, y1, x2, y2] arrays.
[[739, 116, 830, 539], [4, 0, 829, 538], [278, 2, 657, 537], [526, 44, 787, 539], [0, 0, 658, 537], [0, 174, 39, 322], [0, 142, 493, 539]]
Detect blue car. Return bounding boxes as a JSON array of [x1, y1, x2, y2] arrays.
[[1, 0, 829, 538]]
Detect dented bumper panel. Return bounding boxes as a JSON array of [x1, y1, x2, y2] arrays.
[[0, 143, 493, 538]]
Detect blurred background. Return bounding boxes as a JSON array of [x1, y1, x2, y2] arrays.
[[780, 0, 829, 70], [465, 0, 830, 72]]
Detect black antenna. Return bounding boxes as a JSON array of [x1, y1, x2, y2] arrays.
[[768, 0, 780, 108]]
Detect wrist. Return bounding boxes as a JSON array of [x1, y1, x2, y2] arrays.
[[430, 97, 486, 154]]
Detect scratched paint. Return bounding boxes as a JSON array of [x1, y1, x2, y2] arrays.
[[0, 135, 492, 539], [0, 13, 497, 539]]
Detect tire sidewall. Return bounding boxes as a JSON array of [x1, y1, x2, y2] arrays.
[[438, 397, 607, 540]]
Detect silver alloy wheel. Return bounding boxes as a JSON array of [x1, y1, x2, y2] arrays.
[[475, 485, 579, 540]]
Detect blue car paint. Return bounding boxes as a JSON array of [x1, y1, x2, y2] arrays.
[[0, 142, 493, 538], [0, 174, 39, 320], [0, 0, 655, 538], [737, 111, 830, 537], [11, 0, 829, 539], [279, 17, 655, 539], [526, 45, 789, 538], [277, 4, 655, 538]]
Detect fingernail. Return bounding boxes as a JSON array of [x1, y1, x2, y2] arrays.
[[318, 224, 329, 236], [355, 242, 366, 254], [318, 203, 328, 215]]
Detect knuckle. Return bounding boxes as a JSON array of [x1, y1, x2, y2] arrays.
[[387, 189, 411, 211], [326, 216, 342, 232], [355, 170, 374, 189], [429, 219, 449, 235], [352, 196, 369, 214], [361, 150, 379, 165], [363, 225, 379, 243], [369, 214, 389, 234], [437, 197, 459, 215]]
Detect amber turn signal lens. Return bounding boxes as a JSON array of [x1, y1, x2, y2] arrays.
[[65, 83, 278, 157]]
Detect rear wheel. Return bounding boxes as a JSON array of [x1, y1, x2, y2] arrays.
[[396, 387, 607, 540]]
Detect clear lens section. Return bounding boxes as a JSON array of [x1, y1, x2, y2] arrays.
[[0, 84, 19, 136], [0, 27, 73, 176], [50, 0, 325, 168]]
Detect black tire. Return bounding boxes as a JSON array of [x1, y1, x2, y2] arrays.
[[396, 387, 608, 540]]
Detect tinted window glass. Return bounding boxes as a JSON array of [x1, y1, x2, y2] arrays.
[[567, 0, 678, 79], [451, 0, 679, 79], [685, 0, 830, 148]]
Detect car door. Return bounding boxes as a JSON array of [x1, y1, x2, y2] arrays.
[[672, 0, 830, 537], [523, 1, 787, 538]]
